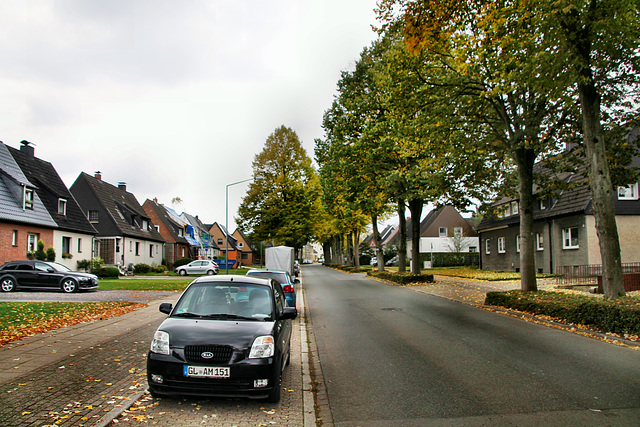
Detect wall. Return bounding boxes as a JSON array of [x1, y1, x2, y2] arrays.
[[0, 223, 54, 265], [52, 230, 94, 270]]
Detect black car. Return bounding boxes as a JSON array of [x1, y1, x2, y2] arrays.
[[147, 275, 297, 403], [0, 260, 99, 293]]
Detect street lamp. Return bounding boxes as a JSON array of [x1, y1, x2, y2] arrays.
[[225, 177, 254, 274]]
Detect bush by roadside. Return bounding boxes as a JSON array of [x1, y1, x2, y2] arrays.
[[485, 290, 640, 336], [367, 270, 435, 285]]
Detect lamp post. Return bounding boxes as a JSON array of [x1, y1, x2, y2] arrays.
[[225, 177, 254, 274]]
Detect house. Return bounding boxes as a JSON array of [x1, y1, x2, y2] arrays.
[[208, 222, 240, 267], [143, 198, 191, 267], [70, 172, 165, 267], [232, 229, 258, 266], [407, 205, 479, 259], [0, 142, 58, 265], [7, 141, 97, 269], [477, 152, 640, 274], [181, 213, 219, 259]]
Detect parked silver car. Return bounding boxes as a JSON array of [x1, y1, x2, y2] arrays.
[[175, 260, 219, 276]]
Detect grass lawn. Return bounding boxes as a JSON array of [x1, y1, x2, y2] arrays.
[[0, 301, 144, 346], [383, 266, 555, 281], [98, 268, 251, 291]]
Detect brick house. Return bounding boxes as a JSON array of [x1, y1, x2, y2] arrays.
[[7, 141, 97, 270], [208, 222, 240, 268], [477, 155, 640, 274], [0, 142, 57, 265], [232, 229, 258, 266], [70, 172, 165, 268], [142, 198, 191, 267]]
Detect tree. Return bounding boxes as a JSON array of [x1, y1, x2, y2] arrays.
[[237, 126, 321, 253]]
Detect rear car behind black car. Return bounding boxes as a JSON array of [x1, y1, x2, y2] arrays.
[[147, 275, 297, 402]]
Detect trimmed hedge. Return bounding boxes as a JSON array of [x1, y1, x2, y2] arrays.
[[367, 270, 435, 285], [485, 290, 640, 336], [133, 263, 151, 274], [174, 258, 193, 268], [95, 266, 120, 278]]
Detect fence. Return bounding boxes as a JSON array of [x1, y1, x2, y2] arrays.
[[555, 262, 640, 286]]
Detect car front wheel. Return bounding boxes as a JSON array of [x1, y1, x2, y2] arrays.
[[179, 269, 187, 276], [1, 277, 16, 292], [62, 278, 78, 293]]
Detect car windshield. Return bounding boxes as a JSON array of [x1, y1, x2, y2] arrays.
[[247, 271, 287, 285], [172, 283, 274, 321], [43, 262, 72, 272]]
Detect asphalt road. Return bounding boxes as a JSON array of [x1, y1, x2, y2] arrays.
[[303, 264, 640, 426]]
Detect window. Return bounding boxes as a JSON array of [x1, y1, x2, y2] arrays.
[[135, 242, 140, 256], [58, 199, 67, 215], [439, 227, 447, 237], [178, 228, 184, 237], [516, 235, 521, 253], [485, 239, 491, 254], [12, 230, 17, 246], [539, 199, 547, 210], [142, 220, 149, 230], [77, 238, 82, 253], [498, 237, 506, 253], [563, 227, 579, 249], [217, 238, 223, 245], [536, 232, 544, 251], [238, 242, 244, 248], [511, 201, 519, 215], [155, 225, 160, 233], [618, 183, 639, 200], [181, 247, 186, 257], [454, 227, 463, 238], [88, 210, 99, 222], [24, 188, 34, 210], [62, 236, 71, 254], [150, 244, 154, 257], [27, 233, 38, 252]]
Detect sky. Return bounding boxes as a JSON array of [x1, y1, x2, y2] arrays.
[[0, 0, 381, 230]]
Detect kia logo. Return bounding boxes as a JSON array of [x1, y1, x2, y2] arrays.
[[201, 352, 214, 359]]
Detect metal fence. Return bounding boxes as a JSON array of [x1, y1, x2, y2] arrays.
[[555, 262, 640, 286]]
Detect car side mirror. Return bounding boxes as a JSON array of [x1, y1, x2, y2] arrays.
[[48, 268, 55, 273], [159, 302, 173, 314], [294, 279, 300, 285], [280, 307, 297, 320]]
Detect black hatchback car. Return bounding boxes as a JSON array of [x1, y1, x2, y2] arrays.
[[147, 275, 297, 403], [0, 260, 99, 293]]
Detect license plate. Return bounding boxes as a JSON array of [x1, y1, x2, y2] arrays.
[[184, 365, 230, 378]]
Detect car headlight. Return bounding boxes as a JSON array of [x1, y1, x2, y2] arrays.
[[150, 330, 170, 355], [249, 336, 274, 358]]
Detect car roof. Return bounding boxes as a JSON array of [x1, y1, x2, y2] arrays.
[[246, 269, 287, 274]]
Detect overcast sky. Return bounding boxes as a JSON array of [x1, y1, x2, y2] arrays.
[[0, 0, 380, 230]]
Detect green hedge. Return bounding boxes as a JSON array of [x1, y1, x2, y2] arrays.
[[367, 270, 435, 285], [173, 258, 193, 268], [95, 266, 120, 278], [485, 290, 640, 335]]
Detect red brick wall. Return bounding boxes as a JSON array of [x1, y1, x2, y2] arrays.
[[0, 223, 55, 265]]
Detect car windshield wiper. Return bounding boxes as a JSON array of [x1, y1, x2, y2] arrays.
[[172, 312, 202, 318], [201, 313, 258, 321]]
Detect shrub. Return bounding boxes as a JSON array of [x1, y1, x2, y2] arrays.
[[485, 290, 640, 336], [367, 270, 435, 285], [134, 263, 151, 274], [77, 259, 91, 271], [95, 266, 120, 278], [46, 247, 56, 262], [62, 253, 73, 259], [154, 265, 168, 273], [173, 258, 193, 268], [35, 240, 46, 261], [90, 258, 104, 272]]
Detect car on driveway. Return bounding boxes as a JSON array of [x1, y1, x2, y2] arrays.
[[175, 260, 219, 276], [0, 260, 99, 293], [147, 275, 297, 402], [245, 269, 297, 308]]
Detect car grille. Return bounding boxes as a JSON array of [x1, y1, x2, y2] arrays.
[[184, 345, 233, 364]]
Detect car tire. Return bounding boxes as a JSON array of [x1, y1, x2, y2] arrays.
[[265, 374, 282, 403], [285, 347, 291, 366], [1, 277, 16, 292], [206, 270, 214, 275], [179, 269, 187, 276], [61, 278, 78, 293]]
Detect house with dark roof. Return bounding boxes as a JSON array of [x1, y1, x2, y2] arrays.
[[181, 212, 219, 260], [407, 205, 479, 260], [477, 153, 640, 274], [0, 141, 58, 265], [143, 198, 191, 267], [8, 141, 97, 269], [208, 222, 239, 268], [70, 172, 165, 267], [232, 228, 258, 266]]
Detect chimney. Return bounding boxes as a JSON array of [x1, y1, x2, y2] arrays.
[[20, 140, 35, 157], [94, 171, 102, 180], [118, 182, 127, 191]]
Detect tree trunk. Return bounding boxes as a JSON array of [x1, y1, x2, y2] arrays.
[[371, 214, 384, 271], [579, 80, 625, 299], [514, 147, 538, 292], [408, 198, 424, 274], [397, 199, 407, 273], [354, 230, 361, 268]]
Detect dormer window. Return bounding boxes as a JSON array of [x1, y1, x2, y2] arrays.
[[58, 198, 67, 215], [618, 183, 639, 200], [142, 219, 149, 230], [511, 201, 519, 215], [24, 187, 34, 210]]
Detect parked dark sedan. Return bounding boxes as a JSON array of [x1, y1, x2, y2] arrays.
[[147, 275, 297, 403], [0, 260, 99, 293]]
